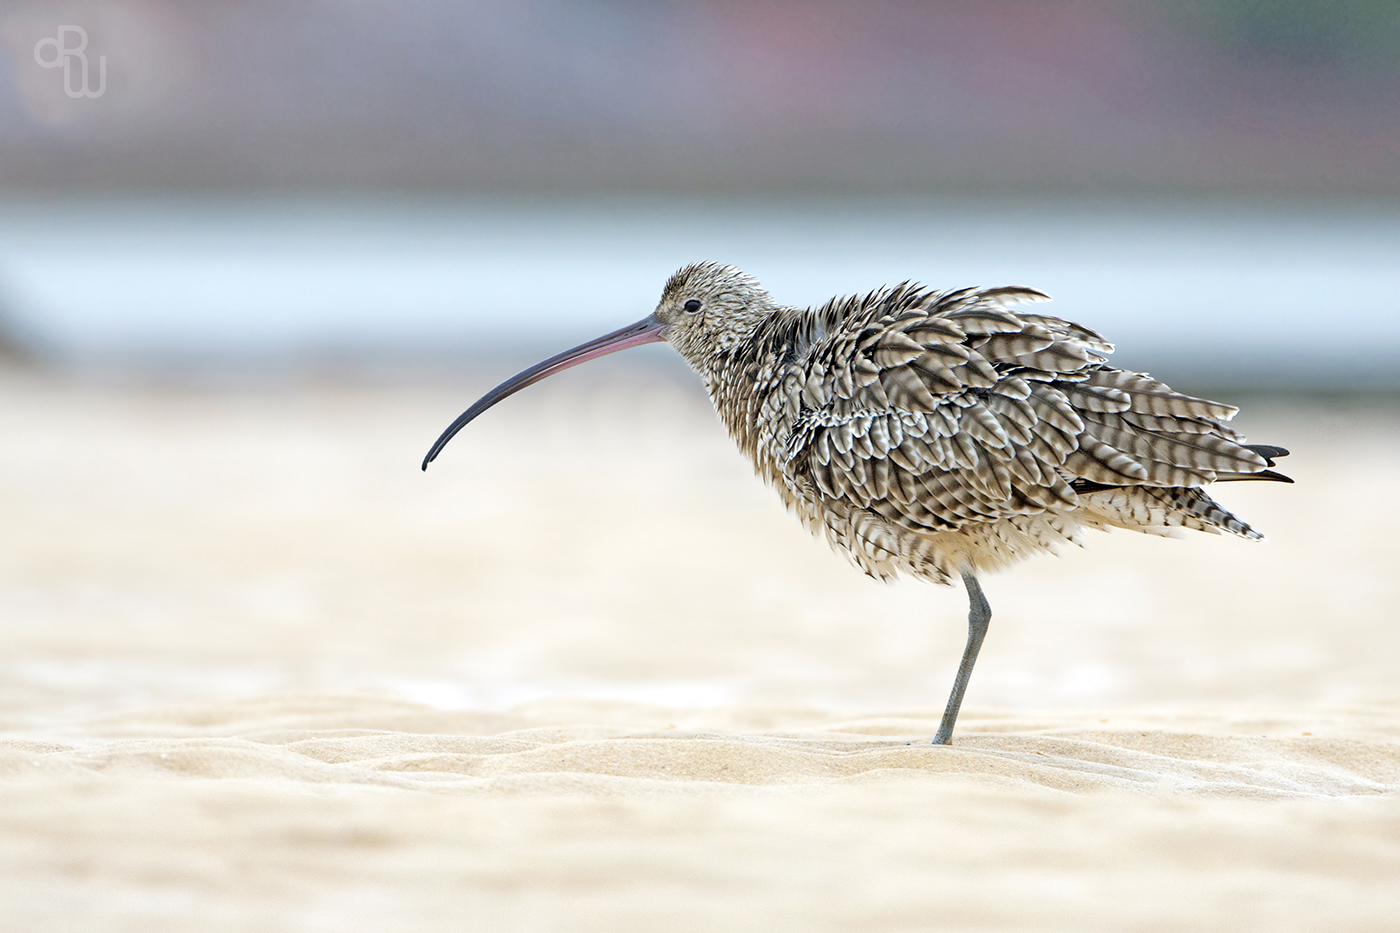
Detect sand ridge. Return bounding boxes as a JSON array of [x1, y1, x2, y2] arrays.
[[5, 696, 1398, 799]]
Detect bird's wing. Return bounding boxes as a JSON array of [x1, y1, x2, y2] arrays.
[[784, 285, 1271, 534]]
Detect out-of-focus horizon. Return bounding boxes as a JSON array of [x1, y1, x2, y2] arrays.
[[0, 0, 1397, 385]]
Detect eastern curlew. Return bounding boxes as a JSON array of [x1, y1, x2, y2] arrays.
[[423, 263, 1291, 744]]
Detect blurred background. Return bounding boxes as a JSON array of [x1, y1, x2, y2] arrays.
[[1, 0, 1398, 383], [2, 1, 1399, 717]]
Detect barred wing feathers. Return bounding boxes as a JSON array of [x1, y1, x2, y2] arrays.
[[782, 285, 1281, 543]]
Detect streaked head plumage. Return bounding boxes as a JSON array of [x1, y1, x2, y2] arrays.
[[654, 262, 778, 363]]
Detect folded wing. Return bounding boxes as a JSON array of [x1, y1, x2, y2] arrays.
[[785, 284, 1287, 539]]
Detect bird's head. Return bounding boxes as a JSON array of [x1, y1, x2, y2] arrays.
[[421, 262, 775, 470], [650, 261, 776, 366]]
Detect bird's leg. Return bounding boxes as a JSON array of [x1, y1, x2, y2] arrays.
[[932, 571, 991, 745]]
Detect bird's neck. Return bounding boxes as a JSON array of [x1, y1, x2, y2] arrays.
[[695, 310, 797, 476]]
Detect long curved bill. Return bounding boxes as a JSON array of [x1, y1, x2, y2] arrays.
[[421, 315, 666, 470]]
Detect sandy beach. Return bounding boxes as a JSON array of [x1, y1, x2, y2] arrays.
[[2, 367, 1397, 931]]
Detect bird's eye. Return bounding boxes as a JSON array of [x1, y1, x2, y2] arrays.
[[683, 299, 702, 313]]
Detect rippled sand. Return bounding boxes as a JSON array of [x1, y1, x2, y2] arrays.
[[2, 368, 1397, 931]]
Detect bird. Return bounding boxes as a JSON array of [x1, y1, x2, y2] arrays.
[[423, 262, 1291, 744]]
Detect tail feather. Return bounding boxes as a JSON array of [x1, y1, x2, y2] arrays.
[[1162, 487, 1263, 540]]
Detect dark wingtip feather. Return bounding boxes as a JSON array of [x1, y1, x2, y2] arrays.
[[1245, 444, 1290, 466], [1213, 469, 1294, 484], [1070, 479, 1121, 494]]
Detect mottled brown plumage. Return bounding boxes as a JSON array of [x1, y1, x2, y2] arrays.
[[424, 261, 1291, 744]]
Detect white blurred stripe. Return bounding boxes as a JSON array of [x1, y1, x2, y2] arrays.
[[1, 199, 1397, 380]]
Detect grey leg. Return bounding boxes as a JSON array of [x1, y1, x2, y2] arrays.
[[932, 571, 991, 745]]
